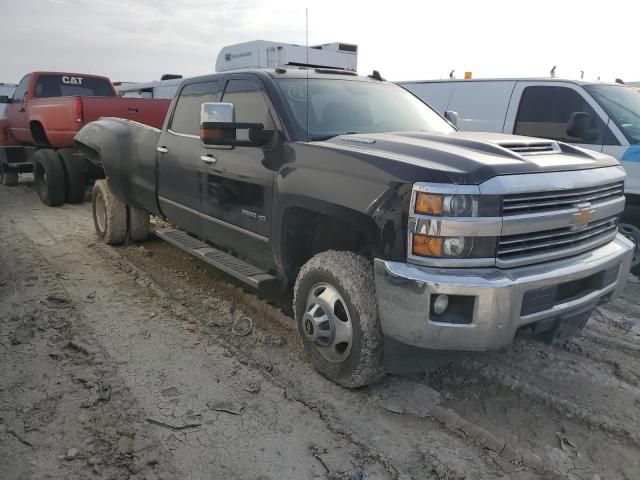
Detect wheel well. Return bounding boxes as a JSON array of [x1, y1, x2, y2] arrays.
[[29, 121, 50, 146], [625, 193, 640, 207], [281, 207, 376, 284]]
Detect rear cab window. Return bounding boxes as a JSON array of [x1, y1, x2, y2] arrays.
[[33, 74, 115, 98]]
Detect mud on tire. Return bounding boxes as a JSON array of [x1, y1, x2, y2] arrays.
[[92, 179, 127, 245], [294, 250, 384, 388], [58, 148, 87, 204], [128, 205, 150, 242]]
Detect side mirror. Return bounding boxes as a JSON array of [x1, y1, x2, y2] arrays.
[[566, 111, 598, 142], [200, 102, 275, 147], [444, 110, 459, 127], [0, 95, 10, 104]]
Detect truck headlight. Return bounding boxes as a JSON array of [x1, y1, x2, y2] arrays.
[[411, 234, 496, 259], [414, 192, 500, 217], [415, 192, 477, 217], [408, 184, 500, 265]]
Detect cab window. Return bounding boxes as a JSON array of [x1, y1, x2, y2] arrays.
[[170, 81, 219, 136], [12, 74, 31, 101], [221, 79, 275, 141], [515, 86, 608, 145]]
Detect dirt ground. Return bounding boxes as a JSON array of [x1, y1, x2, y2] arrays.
[[1, 178, 639, 480]]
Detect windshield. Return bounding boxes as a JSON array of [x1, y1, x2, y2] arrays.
[[276, 78, 454, 141], [584, 84, 640, 144], [33, 75, 115, 98]]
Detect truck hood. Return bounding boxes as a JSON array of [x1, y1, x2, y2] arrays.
[[315, 131, 620, 184]]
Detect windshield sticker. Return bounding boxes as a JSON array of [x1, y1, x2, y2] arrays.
[[62, 76, 84, 85], [622, 145, 640, 162], [287, 85, 312, 102]]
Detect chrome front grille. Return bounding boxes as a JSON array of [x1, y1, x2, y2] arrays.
[[498, 215, 619, 263], [502, 181, 624, 216]]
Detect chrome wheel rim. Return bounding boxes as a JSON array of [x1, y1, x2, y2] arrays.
[[95, 193, 106, 233], [303, 282, 353, 363], [619, 223, 640, 267]]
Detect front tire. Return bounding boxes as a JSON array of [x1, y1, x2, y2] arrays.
[[92, 179, 127, 245], [33, 149, 66, 206], [620, 205, 640, 276], [58, 148, 86, 204], [294, 250, 384, 388]]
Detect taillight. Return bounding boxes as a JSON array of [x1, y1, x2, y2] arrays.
[[72, 97, 83, 123]]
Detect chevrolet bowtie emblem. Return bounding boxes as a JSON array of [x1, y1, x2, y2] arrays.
[[571, 203, 594, 230]]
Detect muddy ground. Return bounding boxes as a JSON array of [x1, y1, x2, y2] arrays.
[[1, 178, 639, 480]]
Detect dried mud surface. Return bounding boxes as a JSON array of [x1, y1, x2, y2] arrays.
[[1, 178, 639, 479]]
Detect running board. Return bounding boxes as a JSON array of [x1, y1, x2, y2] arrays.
[[155, 228, 278, 290]]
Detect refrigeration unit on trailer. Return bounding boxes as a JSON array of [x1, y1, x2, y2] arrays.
[[215, 40, 358, 72]]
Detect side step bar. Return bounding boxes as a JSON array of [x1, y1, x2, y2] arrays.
[[155, 228, 279, 290]]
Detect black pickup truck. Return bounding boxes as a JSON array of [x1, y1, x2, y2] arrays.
[[75, 69, 633, 387]]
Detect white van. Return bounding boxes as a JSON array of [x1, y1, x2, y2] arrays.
[[0, 82, 17, 118], [401, 78, 640, 267], [116, 77, 183, 99]]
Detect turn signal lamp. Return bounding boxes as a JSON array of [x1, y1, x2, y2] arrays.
[[412, 234, 442, 257]]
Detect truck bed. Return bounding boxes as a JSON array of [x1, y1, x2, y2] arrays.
[[25, 96, 170, 147]]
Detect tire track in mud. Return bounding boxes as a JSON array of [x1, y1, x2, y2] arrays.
[[427, 339, 640, 479], [4, 182, 640, 479], [111, 235, 640, 479], [0, 221, 179, 479], [100, 237, 574, 480], [2, 196, 397, 479]]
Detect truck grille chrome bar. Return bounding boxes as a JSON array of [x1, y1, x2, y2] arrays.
[[502, 181, 624, 215], [497, 215, 619, 263]]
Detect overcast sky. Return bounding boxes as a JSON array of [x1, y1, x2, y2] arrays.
[[1, 0, 638, 85]]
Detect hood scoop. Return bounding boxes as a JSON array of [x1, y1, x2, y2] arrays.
[[497, 141, 561, 155]]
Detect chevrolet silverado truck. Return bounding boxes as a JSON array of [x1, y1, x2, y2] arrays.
[[0, 71, 170, 205], [74, 69, 634, 388]]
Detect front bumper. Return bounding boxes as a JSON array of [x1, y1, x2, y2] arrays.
[[374, 234, 633, 351]]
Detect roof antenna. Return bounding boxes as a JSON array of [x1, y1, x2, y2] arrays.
[[449, 70, 455, 79], [305, 8, 309, 143], [580, 70, 584, 79], [550, 66, 556, 78], [615, 78, 625, 85]]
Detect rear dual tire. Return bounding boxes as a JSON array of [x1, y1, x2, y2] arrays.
[[33, 148, 87, 206], [92, 179, 150, 245], [0, 162, 18, 186], [33, 149, 66, 206], [58, 148, 87, 204]]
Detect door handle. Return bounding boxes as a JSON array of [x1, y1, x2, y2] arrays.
[[128, 106, 139, 112], [157, 146, 168, 154], [201, 154, 217, 164]]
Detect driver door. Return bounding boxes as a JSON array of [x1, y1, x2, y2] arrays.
[[200, 76, 279, 268]]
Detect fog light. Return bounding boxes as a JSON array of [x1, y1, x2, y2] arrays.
[[433, 294, 449, 315]]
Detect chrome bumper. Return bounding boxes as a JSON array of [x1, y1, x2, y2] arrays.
[[374, 234, 633, 351]]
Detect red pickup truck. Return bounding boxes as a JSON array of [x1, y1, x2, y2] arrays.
[[0, 71, 171, 205]]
